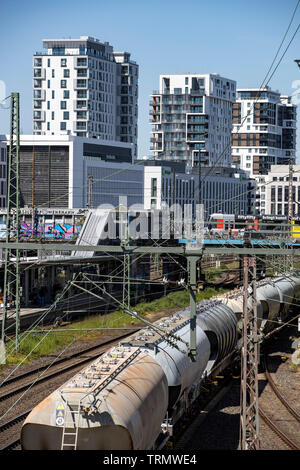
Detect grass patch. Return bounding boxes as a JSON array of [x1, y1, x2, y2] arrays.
[[205, 263, 229, 282], [0, 285, 228, 370]]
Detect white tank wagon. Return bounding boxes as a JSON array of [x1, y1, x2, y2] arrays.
[[20, 273, 300, 450], [271, 277, 295, 322], [217, 291, 264, 331], [217, 274, 300, 333], [194, 301, 239, 375], [21, 346, 169, 450], [122, 313, 212, 409]]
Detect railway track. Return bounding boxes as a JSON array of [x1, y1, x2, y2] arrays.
[[210, 270, 241, 286], [259, 353, 300, 450], [0, 329, 139, 450], [0, 329, 138, 402]]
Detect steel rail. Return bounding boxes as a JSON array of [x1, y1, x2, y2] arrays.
[[263, 354, 300, 422], [0, 330, 139, 402], [0, 437, 20, 451], [259, 408, 300, 450], [0, 409, 32, 433], [0, 329, 138, 389], [258, 353, 300, 450]]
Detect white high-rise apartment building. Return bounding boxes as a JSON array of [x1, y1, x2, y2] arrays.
[[150, 74, 236, 167], [33, 36, 139, 158], [232, 86, 296, 178]]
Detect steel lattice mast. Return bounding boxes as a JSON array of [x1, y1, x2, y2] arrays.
[[121, 209, 130, 311], [1, 93, 21, 351], [240, 255, 260, 450], [287, 156, 294, 270]]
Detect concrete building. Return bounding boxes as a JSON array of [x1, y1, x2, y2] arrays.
[[143, 163, 195, 211], [149, 73, 236, 167], [142, 160, 255, 218], [1, 131, 255, 219], [33, 36, 139, 158], [232, 86, 296, 177], [257, 165, 300, 216], [1, 134, 136, 209], [192, 166, 256, 217]]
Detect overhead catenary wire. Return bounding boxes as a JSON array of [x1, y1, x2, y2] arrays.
[[201, 4, 300, 182], [12, 5, 300, 212], [2, 2, 300, 412]]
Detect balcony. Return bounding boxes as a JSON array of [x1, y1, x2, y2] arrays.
[[74, 122, 87, 131], [33, 79, 42, 88], [33, 68, 46, 79], [77, 90, 89, 99], [33, 100, 42, 109], [190, 88, 205, 95], [33, 89, 46, 100], [77, 69, 89, 78], [33, 58, 42, 67], [74, 79, 88, 90], [74, 100, 88, 111], [75, 58, 88, 68], [76, 111, 88, 120], [33, 121, 42, 131], [33, 110, 45, 122]]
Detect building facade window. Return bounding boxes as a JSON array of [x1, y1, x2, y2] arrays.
[[151, 178, 157, 197]]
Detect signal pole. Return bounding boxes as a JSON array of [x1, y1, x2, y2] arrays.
[[1, 93, 21, 352]]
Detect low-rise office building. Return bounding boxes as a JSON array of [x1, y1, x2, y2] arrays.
[[256, 164, 300, 216], [1, 134, 135, 209]]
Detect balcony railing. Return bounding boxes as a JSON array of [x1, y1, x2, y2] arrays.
[[74, 100, 88, 111], [76, 111, 88, 120], [75, 59, 88, 68], [74, 79, 88, 89], [33, 89, 46, 100], [33, 58, 42, 67], [33, 111, 45, 122], [77, 69, 88, 78], [33, 79, 42, 88], [33, 100, 42, 109], [33, 68, 45, 79], [74, 122, 87, 131]]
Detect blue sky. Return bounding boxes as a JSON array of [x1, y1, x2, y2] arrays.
[[1, 0, 300, 159]]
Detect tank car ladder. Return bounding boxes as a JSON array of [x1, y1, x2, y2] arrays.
[[61, 402, 81, 450]]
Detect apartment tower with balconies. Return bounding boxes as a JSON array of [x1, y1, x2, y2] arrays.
[[33, 36, 138, 158], [149, 74, 236, 167], [232, 86, 296, 178]]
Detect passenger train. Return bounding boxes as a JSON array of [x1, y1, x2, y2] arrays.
[[20, 272, 300, 450]]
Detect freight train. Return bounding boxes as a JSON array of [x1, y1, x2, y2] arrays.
[[20, 272, 300, 450]]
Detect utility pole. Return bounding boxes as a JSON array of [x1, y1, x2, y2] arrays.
[[1, 93, 21, 352], [187, 162, 203, 361], [187, 254, 199, 361], [240, 255, 260, 450], [121, 211, 130, 311], [287, 156, 294, 270]]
